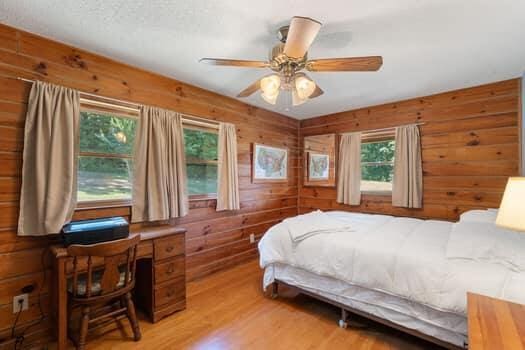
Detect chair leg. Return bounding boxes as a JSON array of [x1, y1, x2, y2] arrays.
[[125, 292, 141, 341], [78, 306, 90, 350]]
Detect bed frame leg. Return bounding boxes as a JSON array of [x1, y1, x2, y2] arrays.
[[339, 308, 348, 329], [271, 282, 279, 299]]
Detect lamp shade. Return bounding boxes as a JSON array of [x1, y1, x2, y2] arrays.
[[260, 75, 281, 96], [295, 75, 316, 99], [292, 88, 307, 106], [495, 177, 525, 232], [261, 90, 278, 105]]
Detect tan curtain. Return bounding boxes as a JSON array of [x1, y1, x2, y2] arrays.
[[18, 81, 80, 236], [336, 132, 362, 205], [392, 124, 423, 208], [132, 106, 188, 222], [217, 122, 240, 211]]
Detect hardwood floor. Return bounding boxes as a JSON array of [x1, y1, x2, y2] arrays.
[[84, 259, 443, 350]]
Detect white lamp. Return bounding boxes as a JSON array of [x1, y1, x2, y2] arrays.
[[495, 177, 525, 231]]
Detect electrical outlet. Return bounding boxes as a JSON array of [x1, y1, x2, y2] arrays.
[[249, 233, 255, 244], [13, 294, 28, 314]]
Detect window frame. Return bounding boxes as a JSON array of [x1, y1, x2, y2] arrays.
[[360, 129, 396, 196], [77, 98, 221, 208], [182, 122, 219, 200], [76, 101, 138, 209]]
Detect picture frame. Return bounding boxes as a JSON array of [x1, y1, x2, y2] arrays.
[[303, 134, 336, 187], [252, 143, 288, 183], [307, 152, 330, 181]]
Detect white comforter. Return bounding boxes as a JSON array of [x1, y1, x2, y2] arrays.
[[284, 210, 352, 242], [258, 211, 525, 315]]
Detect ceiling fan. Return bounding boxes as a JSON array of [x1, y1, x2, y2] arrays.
[[200, 16, 383, 107]]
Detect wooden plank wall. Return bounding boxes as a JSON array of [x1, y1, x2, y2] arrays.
[[299, 79, 521, 220], [0, 22, 299, 343]]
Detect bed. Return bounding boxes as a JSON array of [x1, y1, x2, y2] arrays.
[[258, 210, 525, 349]]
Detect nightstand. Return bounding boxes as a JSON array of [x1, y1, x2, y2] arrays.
[[467, 292, 525, 349]]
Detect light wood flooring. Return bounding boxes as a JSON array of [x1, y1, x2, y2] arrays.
[[85, 259, 443, 349]]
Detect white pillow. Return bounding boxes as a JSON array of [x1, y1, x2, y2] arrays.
[[446, 221, 525, 271], [459, 209, 498, 223]]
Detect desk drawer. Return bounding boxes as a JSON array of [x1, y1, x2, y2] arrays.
[[154, 277, 185, 308], [154, 256, 185, 284], [154, 234, 184, 261]]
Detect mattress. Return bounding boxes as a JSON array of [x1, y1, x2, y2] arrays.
[[264, 263, 467, 347], [258, 211, 525, 347]]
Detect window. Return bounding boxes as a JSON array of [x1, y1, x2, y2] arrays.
[[78, 109, 137, 203], [360, 138, 395, 193], [183, 127, 218, 197]]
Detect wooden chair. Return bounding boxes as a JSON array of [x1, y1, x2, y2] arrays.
[[66, 235, 142, 349]]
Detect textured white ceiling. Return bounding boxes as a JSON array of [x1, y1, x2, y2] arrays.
[[1, 0, 525, 119]]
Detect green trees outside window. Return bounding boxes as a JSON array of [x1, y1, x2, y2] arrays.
[[183, 128, 218, 195], [77, 110, 219, 202], [361, 140, 395, 192], [77, 111, 136, 202]]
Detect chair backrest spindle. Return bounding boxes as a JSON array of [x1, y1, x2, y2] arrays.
[[86, 256, 93, 298], [72, 257, 79, 298]]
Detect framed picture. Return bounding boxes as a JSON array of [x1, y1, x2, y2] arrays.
[[252, 143, 288, 182], [308, 152, 330, 180], [303, 134, 336, 187]]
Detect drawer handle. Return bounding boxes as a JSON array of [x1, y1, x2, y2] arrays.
[[165, 245, 174, 253], [166, 263, 175, 274]]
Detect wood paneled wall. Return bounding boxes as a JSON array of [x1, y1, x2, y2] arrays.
[[299, 79, 522, 220], [0, 20, 521, 348], [0, 22, 298, 343]]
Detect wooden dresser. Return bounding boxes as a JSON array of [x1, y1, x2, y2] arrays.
[[467, 292, 525, 350], [51, 226, 186, 350]]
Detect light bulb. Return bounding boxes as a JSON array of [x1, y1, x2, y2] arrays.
[[295, 75, 316, 100], [261, 90, 279, 105], [260, 75, 281, 96]]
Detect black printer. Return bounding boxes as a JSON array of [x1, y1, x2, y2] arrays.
[[61, 216, 129, 246]]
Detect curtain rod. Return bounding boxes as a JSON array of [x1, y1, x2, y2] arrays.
[[345, 122, 426, 135], [16, 77, 221, 129]]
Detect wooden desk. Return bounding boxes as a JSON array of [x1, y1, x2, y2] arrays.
[[50, 227, 186, 350], [467, 292, 525, 350]]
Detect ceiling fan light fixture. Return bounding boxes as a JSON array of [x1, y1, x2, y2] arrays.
[[201, 16, 383, 108], [260, 74, 281, 96], [261, 90, 279, 105], [295, 75, 316, 100]]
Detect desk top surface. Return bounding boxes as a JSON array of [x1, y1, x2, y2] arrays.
[[50, 226, 186, 258], [468, 292, 525, 350]]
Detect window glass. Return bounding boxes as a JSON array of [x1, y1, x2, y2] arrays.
[[79, 111, 136, 155], [78, 110, 137, 202], [78, 157, 133, 201], [183, 128, 218, 196], [360, 139, 395, 193]]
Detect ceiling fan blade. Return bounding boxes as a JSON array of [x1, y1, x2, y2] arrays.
[[306, 56, 383, 72], [237, 78, 262, 98], [283, 16, 322, 59], [199, 58, 269, 68]]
